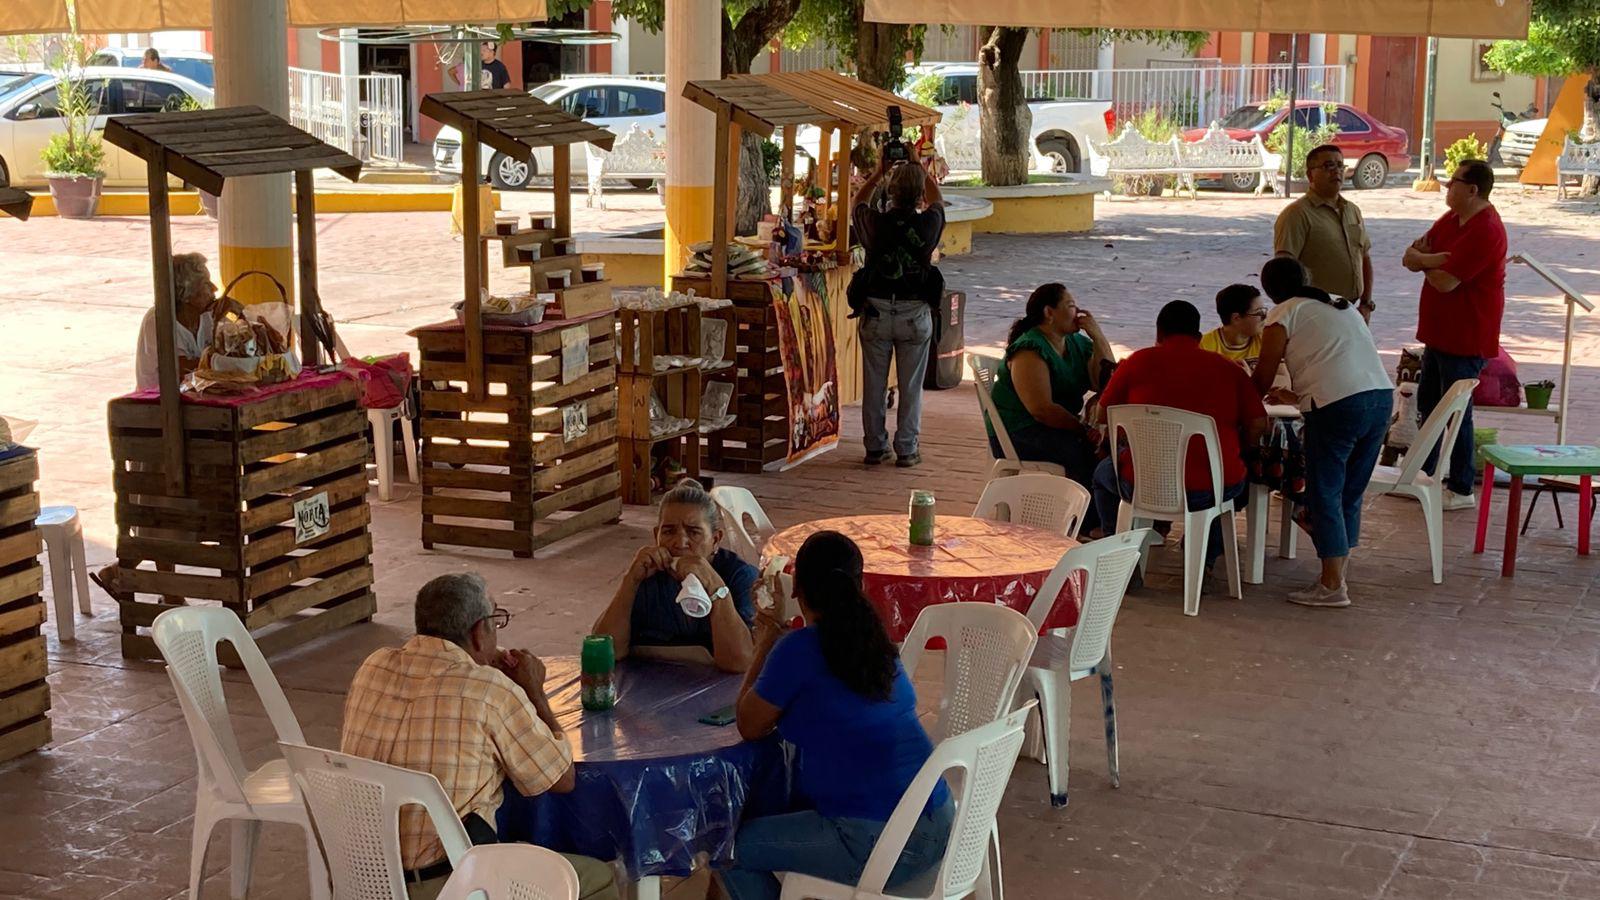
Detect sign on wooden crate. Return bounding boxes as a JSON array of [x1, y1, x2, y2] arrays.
[[294, 491, 332, 544], [561, 326, 589, 383]]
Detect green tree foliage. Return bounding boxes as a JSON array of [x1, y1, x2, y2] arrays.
[[1486, 0, 1600, 143]]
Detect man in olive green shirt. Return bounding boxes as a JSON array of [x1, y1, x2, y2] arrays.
[[1273, 144, 1376, 321]]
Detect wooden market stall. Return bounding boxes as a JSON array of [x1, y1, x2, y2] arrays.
[[415, 91, 622, 555], [675, 71, 940, 472], [100, 107, 375, 662], [0, 186, 48, 760]]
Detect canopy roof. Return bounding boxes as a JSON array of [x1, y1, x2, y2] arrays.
[[682, 70, 940, 137], [420, 90, 616, 162], [0, 187, 34, 220], [0, 0, 546, 34], [862, 0, 1530, 39], [103, 106, 362, 196]]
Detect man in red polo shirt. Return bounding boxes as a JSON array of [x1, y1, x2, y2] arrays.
[[1092, 300, 1269, 571], [1403, 158, 1508, 510]]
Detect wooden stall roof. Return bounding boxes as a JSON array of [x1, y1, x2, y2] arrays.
[[103, 106, 362, 197], [0, 186, 33, 220], [420, 90, 617, 165], [682, 70, 941, 137]]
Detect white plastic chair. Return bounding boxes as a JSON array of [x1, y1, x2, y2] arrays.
[[777, 703, 1034, 900], [968, 353, 1067, 482], [35, 505, 91, 641], [369, 398, 419, 502], [150, 608, 331, 900], [711, 485, 774, 565], [1015, 529, 1149, 808], [1107, 404, 1242, 616], [973, 473, 1092, 538], [279, 741, 474, 900], [436, 845, 581, 900], [900, 603, 1038, 741], [1365, 378, 1479, 584]]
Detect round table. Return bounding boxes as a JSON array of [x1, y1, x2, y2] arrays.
[[496, 657, 793, 887], [765, 514, 1082, 640]]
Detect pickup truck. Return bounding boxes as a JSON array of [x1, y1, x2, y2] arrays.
[[793, 64, 1113, 175]]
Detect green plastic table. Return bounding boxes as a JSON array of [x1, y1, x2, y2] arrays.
[[1474, 444, 1600, 576]]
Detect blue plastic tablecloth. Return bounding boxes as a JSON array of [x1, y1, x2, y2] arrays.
[[496, 657, 794, 880]]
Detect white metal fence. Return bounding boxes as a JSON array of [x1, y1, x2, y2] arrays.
[[1021, 64, 1346, 128], [287, 66, 405, 167]]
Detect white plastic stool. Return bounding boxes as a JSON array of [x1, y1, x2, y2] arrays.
[[35, 505, 91, 641], [368, 401, 418, 501]]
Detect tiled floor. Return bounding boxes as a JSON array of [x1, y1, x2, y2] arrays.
[[2, 185, 1598, 899]]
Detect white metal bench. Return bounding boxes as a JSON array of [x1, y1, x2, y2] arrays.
[[1556, 135, 1600, 200], [585, 123, 666, 210], [1089, 122, 1279, 199]]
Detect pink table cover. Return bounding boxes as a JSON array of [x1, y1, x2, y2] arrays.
[[120, 368, 361, 408], [766, 515, 1082, 640]]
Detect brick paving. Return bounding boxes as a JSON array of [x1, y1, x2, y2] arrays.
[[1, 186, 1599, 899]]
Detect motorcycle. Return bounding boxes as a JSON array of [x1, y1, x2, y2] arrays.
[[1486, 91, 1538, 166]]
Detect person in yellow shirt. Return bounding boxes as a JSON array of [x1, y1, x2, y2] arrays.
[[1199, 283, 1268, 372]]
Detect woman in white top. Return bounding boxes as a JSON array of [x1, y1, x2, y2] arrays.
[[134, 253, 238, 390], [1254, 257, 1392, 609]]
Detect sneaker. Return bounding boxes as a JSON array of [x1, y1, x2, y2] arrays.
[[864, 450, 892, 466], [1287, 581, 1351, 608], [1442, 491, 1477, 511], [895, 451, 923, 468]]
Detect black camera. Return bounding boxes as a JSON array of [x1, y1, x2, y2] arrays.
[[882, 105, 910, 163]]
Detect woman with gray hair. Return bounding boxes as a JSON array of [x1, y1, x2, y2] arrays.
[[592, 478, 759, 673], [133, 252, 239, 390]]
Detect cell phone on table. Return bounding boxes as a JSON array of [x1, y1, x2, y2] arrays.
[[698, 704, 737, 727]]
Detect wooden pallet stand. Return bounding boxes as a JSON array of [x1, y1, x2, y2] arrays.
[[616, 305, 707, 502], [0, 451, 48, 762], [672, 275, 789, 472], [414, 311, 621, 556], [107, 378, 376, 662]]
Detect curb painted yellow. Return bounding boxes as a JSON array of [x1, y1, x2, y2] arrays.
[[663, 184, 714, 289], [939, 221, 974, 256], [19, 189, 464, 218], [583, 252, 667, 289], [973, 193, 1096, 234], [219, 244, 296, 304]]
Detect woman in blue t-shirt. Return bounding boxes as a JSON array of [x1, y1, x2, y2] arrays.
[[721, 531, 953, 900]]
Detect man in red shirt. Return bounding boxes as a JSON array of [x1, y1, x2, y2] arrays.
[[1403, 158, 1507, 509], [1092, 301, 1269, 571]]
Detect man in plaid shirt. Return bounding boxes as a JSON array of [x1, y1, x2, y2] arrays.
[[343, 573, 618, 899]]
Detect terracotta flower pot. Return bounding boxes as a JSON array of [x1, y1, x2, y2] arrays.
[[46, 173, 103, 219]]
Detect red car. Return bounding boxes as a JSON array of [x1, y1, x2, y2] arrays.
[[1181, 101, 1411, 192]]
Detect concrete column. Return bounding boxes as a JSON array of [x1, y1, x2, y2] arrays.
[[1309, 33, 1325, 69], [612, 18, 631, 75], [663, 0, 720, 286], [339, 28, 360, 158], [1092, 38, 1114, 99], [213, 0, 294, 304]]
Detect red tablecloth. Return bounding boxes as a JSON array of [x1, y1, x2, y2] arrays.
[[765, 515, 1082, 640], [120, 368, 360, 408]]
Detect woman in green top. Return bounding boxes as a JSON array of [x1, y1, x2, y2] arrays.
[[988, 283, 1116, 527]]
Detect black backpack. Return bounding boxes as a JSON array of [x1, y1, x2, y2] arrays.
[[847, 207, 943, 318]]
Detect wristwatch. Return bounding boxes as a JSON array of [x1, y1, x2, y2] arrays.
[[1359, 297, 1377, 311], [711, 585, 731, 603]]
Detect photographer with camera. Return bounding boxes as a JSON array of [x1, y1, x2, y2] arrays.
[[849, 107, 945, 468]]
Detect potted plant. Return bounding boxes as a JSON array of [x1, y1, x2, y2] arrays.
[[39, 77, 106, 219], [1524, 379, 1556, 410]]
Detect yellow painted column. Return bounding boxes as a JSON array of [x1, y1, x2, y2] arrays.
[[663, 0, 720, 287], [213, 0, 294, 305]]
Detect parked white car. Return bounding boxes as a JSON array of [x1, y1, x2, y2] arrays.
[[432, 76, 667, 190], [0, 67, 213, 187], [1499, 118, 1546, 171], [87, 47, 215, 89]]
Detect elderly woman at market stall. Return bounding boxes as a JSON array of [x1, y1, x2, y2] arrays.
[[133, 252, 239, 390], [988, 282, 1116, 527], [592, 479, 759, 673], [722, 529, 952, 900]]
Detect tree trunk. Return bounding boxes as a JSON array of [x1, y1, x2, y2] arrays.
[[978, 27, 1032, 187], [855, 21, 909, 90], [1582, 71, 1599, 196], [721, 0, 802, 233]]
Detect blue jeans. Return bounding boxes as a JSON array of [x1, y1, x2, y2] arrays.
[[1090, 457, 1246, 567], [720, 800, 954, 900], [1417, 348, 1487, 496], [860, 298, 933, 456], [1302, 388, 1393, 559]]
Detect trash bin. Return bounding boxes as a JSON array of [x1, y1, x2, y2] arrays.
[[924, 290, 966, 390]]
